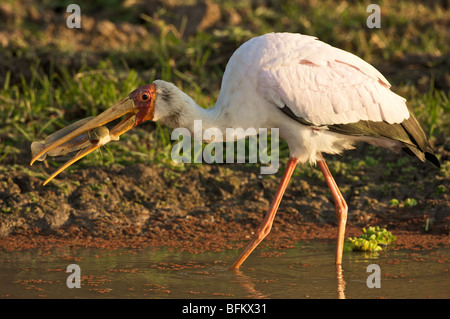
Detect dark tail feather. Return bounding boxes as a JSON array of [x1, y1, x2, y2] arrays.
[[425, 152, 441, 168], [403, 145, 440, 168], [281, 103, 440, 168], [326, 104, 440, 168], [401, 106, 440, 168]]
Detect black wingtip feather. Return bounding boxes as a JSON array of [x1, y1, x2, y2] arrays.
[[425, 152, 441, 168]]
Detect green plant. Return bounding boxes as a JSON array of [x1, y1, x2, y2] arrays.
[[404, 198, 418, 207], [344, 226, 397, 252], [389, 199, 400, 206]]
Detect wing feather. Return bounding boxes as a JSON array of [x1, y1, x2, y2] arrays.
[[256, 33, 410, 125]]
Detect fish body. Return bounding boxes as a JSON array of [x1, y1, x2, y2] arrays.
[[31, 117, 110, 161]]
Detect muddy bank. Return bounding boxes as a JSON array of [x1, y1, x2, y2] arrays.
[[0, 143, 448, 253]]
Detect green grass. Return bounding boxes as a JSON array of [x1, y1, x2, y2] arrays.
[[0, 0, 448, 171]]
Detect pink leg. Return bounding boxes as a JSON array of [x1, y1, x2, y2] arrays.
[[317, 160, 348, 265], [229, 157, 299, 270]]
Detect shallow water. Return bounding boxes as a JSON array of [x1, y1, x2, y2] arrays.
[[0, 241, 448, 299]]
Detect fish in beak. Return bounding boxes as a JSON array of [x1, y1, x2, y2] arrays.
[[31, 116, 97, 161], [30, 84, 156, 185]]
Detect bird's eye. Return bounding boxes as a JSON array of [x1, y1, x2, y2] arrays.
[[142, 93, 149, 100]]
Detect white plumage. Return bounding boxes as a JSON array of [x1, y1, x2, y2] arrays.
[[221, 32, 409, 126], [150, 33, 437, 269], [155, 33, 413, 164]]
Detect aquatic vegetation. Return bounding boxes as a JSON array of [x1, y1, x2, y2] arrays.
[[344, 226, 396, 252]]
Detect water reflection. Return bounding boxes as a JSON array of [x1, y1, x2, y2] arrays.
[[231, 269, 268, 298], [231, 264, 347, 299], [336, 265, 346, 299], [0, 242, 448, 298]]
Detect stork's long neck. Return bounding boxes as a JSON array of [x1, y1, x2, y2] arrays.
[[179, 100, 224, 136], [155, 81, 226, 140]]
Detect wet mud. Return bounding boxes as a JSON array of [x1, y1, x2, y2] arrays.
[[0, 145, 448, 255]]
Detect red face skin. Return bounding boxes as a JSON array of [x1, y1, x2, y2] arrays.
[[129, 84, 156, 126]]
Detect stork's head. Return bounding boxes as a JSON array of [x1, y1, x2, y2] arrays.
[[129, 84, 157, 126], [30, 83, 160, 184]]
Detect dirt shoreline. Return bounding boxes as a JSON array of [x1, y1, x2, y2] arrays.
[[0, 222, 448, 256], [0, 0, 448, 256], [1, 150, 448, 254]]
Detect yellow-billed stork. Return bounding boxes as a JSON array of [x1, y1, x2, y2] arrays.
[[30, 32, 440, 270]]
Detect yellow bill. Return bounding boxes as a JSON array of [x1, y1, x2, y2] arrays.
[[30, 84, 156, 185]]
